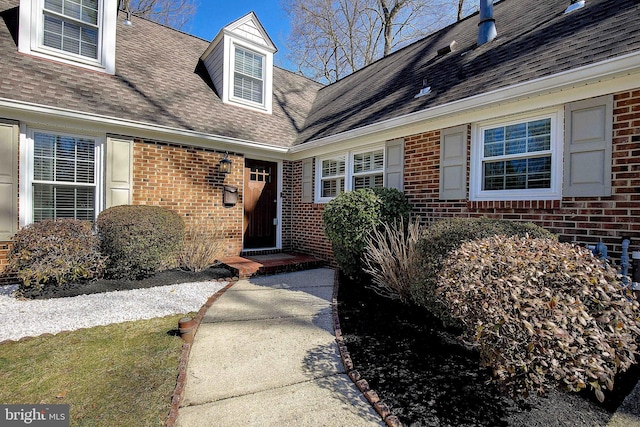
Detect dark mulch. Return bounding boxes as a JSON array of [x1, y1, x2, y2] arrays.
[[337, 274, 640, 427], [17, 267, 235, 300]]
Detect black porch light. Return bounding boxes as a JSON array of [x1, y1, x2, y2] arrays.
[[219, 152, 232, 174]]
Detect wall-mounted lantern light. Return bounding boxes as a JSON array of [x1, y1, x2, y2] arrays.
[[219, 152, 232, 174]]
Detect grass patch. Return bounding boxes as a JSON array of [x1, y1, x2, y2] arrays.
[[0, 314, 189, 426]]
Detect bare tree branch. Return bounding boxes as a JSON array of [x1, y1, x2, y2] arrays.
[[120, 0, 197, 30], [285, 0, 465, 83]]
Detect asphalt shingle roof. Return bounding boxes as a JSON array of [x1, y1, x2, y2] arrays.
[[296, 0, 640, 144], [0, 0, 322, 148], [1, 0, 639, 149]]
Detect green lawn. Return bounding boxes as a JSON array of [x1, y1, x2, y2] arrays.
[[0, 315, 189, 426]]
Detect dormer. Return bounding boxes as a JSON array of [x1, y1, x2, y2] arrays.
[[18, 0, 118, 74], [201, 12, 277, 114]]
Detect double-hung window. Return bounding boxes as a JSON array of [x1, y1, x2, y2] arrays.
[[352, 149, 384, 190], [233, 46, 264, 105], [30, 131, 98, 222], [319, 156, 345, 199], [471, 108, 563, 200], [316, 144, 393, 203], [42, 0, 99, 59], [18, 0, 116, 73]]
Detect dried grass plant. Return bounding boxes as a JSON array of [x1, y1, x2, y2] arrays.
[[179, 217, 226, 272], [362, 218, 424, 301]]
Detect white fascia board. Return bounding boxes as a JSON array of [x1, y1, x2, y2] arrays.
[[0, 98, 289, 157], [288, 50, 640, 160]]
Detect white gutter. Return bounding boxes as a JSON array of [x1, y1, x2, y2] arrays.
[[0, 97, 289, 155], [289, 50, 640, 155]]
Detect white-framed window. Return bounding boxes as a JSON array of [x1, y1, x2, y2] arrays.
[[470, 108, 564, 201], [315, 145, 388, 203], [42, 0, 100, 59], [232, 45, 265, 106], [21, 128, 103, 225], [319, 155, 345, 200], [18, 0, 117, 74]]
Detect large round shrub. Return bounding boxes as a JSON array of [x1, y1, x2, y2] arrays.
[[411, 217, 555, 316], [97, 205, 185, 280], [437, 235, 640, 402], [7, 219, 105, 289], [322, 188, 411, 279]]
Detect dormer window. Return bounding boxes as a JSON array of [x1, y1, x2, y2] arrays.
[[18, 0, 117, 74], [201, 12, 276, 114], [43, 0, 99, 59], [233, 46, 264, 105]]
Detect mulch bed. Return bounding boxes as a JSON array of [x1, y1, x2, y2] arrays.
[[16, 267, 235, 300], [337, 273, 640, 426]]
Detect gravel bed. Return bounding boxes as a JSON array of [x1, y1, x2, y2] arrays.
[[0, 281, 227, 342]]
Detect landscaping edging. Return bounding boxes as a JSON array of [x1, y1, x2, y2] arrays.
[[331, 270, 403, 427], [165, 279, 237, 427]]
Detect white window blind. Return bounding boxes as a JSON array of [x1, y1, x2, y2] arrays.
[[43, 0, 99, 59], [352, 149, 384, 190], [234, 47, 264, 104], [32, 132, 96, 221], [482, 118, 552, 191], [320, 156, 345, 198]]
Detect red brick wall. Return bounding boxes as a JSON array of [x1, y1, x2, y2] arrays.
[[289, 160, 335, 264], [132, 140, 244, 256], [293, 89, 640, 264], [281, 160, 294, 252], [403, 90, 640, 260]]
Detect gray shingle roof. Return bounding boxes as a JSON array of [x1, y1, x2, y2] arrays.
[[0, 0, 322, 148], [1, 0, 639, 149], [296, 0, 640, 144]]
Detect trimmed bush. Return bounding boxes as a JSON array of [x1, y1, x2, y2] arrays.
[[437, 235, 640, 402], [97, 205, 184, 280], [322, 188, 411, 279], [411, 217, 555, 317], [7, 219, 105, 289]]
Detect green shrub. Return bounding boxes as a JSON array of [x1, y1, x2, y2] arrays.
[[97, 205, 185, 280], [322, 188, 411, 279], [411, 217, 554, 317], [7, 219, 105, 289], [437, 235, 640, 402]]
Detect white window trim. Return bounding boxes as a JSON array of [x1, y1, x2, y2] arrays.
[[315, 144, 386, 203], [225, 39, 273, 114], [470, 107, 564, 201], [19, 125, 105, 227], [18, 0, 117, 74]]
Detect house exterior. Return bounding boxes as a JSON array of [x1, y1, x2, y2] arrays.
[[1, 0, 639, 280]]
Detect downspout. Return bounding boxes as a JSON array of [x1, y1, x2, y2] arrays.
[[477, 0, 497, 46]]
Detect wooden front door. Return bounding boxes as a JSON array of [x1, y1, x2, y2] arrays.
[[244, 159, 278, 249]]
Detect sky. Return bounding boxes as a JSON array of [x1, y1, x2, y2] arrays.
[[186, 1, 294, 70]]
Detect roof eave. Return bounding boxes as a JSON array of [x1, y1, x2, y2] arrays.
[[289, 50, 640, 158], [0, 98, 289, 156]]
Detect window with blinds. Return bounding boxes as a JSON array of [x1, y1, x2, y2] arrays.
[[481, 118, 552, 191], [43, 0, 99, 59], [233, 46, 264, 104], [352, 149, 384, 190], [320, 156, 345, 198], [32, 132, 96, 221]]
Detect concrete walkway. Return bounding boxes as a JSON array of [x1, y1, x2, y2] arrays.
[[176, 268, 384, 427]]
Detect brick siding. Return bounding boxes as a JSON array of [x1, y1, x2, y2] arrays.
[[131, 140, 244, 257], [289, 160, 335, 264], [293, 89, 640, 265]]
